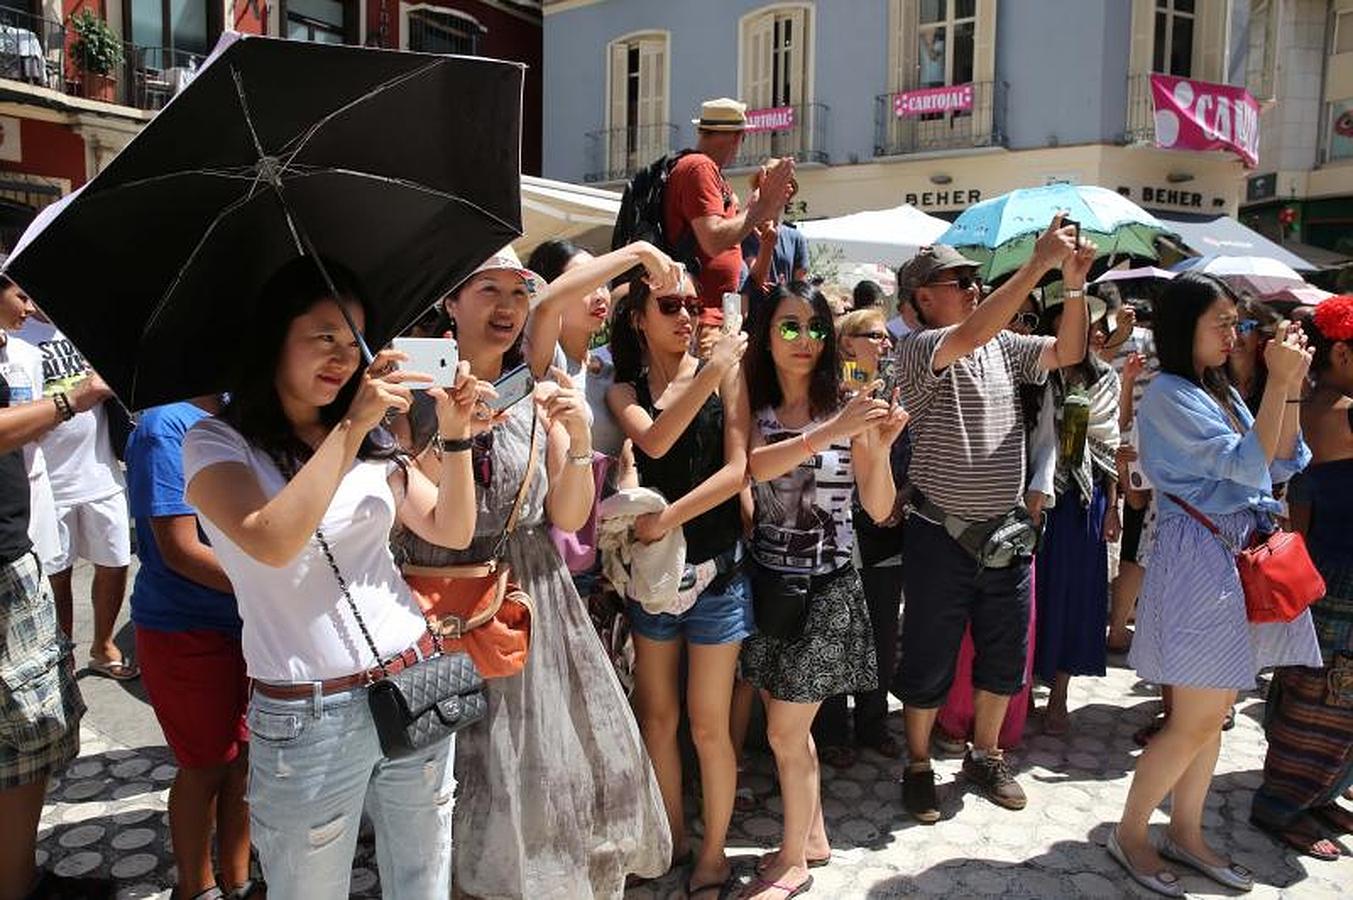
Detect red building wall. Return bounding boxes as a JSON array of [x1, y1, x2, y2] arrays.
[[1, 118, 87, 189], [365, 0, 542, 174]]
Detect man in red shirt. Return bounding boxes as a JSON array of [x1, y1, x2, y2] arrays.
[[664, 98, 796, 313]]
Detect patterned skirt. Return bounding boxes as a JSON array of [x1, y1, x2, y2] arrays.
[[741, 565, 878, 704]]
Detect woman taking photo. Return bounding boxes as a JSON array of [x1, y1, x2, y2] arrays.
[[1251, 296, 1353, 860], [392, 251, 670, 898], [740, 284, 907, 899], [1110, 273, 1321, 896], [607, 275, 751, 898], [183, 257, 482, 898], [813, 307, 909, 766]]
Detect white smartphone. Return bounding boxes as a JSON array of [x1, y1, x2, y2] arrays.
[[721, 292, 743, 334], [392, 337, 459, 389], [489, 363, 535, 411]]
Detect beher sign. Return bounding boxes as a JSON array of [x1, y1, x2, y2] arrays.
[[903, 188, 982, 210], [1150, 74, 1260, 168]]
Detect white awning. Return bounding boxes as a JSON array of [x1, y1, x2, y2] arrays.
[[517, 176, 621, 256], [794, 204, 952, 268]]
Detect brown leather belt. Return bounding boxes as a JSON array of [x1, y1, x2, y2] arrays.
[[252, 631, 437, 700]]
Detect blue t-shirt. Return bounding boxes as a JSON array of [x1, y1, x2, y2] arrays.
[[127, 403, 241, 634], [741, 222, 810, 288]]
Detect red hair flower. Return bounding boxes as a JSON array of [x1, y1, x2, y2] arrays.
[[1313, 296, 1353, 342]]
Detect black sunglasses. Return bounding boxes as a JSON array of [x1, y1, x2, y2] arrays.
[[928, 273, 982, 291], [1011, 312, 1040, 331], [656, 295, 701, 317]]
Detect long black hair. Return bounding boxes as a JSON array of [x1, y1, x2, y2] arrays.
[[610, 275, 655, 386], [1154, 271, 1236, 406], [527, 238, 583, 283], [430, 272, 526, 373], [221, 256, 395, 472], [745, 282, 841, 419]]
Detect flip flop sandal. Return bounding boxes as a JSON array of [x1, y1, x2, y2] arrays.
[[1312, 803, 1353, 836], [1252, 817, 1344, 862], [739, 875, 813, 899], [755, 851, 829, 874], [86, 656, 140, 681]]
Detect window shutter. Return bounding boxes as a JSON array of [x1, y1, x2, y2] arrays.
[[973, 0, 997, 83], [897, 0, 919, 90], [1128, 0, 1154, 74], [638, 38, 667, 157], [784, 7, 807, 106], [608, 41, 628, 175], [744, 13, 774, 109], [1195, 0, 1224, 83]]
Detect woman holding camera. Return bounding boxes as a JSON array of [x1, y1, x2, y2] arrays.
[[1110, 273, 1321, 896], [391, 252, 670, 898], [739, 283, 907, 899]]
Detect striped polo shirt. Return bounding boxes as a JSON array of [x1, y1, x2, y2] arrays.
[[895, 326, 1053, 521]]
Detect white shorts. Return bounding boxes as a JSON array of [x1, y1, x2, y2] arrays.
[[51, 492, 132, 571]]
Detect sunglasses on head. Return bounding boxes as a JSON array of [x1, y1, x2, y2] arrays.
[[928, 273, 982, 291], [778, 317, 832, 343], [1012, 311, 1040, 331], [655, 295, 701, 317]]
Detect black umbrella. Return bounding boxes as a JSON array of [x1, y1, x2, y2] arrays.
[[2, 33, 524, 409]]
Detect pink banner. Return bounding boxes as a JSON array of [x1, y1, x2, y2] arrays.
[[1149, 74, 1260, 168], [893, 84, 973, 118], [745, 106, 796, 134]]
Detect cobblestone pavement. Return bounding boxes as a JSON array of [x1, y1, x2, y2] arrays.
[[41, 562, 1353, 898]]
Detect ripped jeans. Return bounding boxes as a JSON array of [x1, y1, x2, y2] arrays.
[[246, 685, 454, 899]]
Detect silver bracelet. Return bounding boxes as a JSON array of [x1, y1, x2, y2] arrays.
[[566, 450, 593, 466]]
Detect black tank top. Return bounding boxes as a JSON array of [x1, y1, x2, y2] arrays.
[[631, 372, 742, 564]]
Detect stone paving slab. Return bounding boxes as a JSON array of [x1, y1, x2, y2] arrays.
[[39, 561, 1353, 898]]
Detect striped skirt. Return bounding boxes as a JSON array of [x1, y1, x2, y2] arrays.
[[1128, 510, 1322, 690]]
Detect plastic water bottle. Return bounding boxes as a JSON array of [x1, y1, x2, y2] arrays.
[[1059, 388, 1090, 467]]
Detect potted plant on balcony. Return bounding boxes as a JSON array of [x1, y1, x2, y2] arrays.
[[69, 9, 123, 103]]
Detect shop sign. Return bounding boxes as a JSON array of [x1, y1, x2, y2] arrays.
[[1116, 185, 1226, 211], [1330, 98, 1353, 162], [746, 106, 796, 134], [1150, 74, 1260, 168], [903, 188, 982, 210], [0, 116, 21, 164], [893, 84, 973, 118], [1246, 173, 1277, 203]]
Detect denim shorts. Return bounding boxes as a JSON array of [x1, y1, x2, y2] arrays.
[[628, 572, 754, 645]]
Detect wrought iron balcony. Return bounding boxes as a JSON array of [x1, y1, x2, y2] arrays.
[[728, 102, 830, 170], [0, 7, 64, 91], [583, 122, 679, 184], [873, 81, 1004, 157]]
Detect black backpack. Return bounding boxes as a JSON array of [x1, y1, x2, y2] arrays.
[[610, 149, 701, 275]]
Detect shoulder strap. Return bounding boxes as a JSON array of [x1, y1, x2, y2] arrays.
[[494, 405, 540, 556], [1164, 493, 1221, 535]]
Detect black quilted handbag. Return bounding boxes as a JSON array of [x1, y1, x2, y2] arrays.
[[317, 529, 487, 759]]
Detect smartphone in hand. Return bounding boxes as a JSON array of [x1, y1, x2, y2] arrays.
[[489, 364, 535, 411], [392, 337, 459, 389]]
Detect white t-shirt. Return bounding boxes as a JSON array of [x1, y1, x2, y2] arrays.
[[0, 337, 59, 564], [550, 344, 626, 458], [182, 417, 428, 682], [14, 320, 125, 505]]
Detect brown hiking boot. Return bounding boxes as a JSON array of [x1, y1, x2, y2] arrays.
[[902, 762, 941, 824], [962, 749, 1027, 810]]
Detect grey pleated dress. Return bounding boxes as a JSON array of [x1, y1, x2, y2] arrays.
[[392, 400, 670, 898]]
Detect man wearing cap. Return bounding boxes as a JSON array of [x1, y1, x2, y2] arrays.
[[664, 98, 796, 317], [890, 215, 1094, 824]]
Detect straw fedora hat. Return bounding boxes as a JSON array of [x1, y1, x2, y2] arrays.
[[692, 97, 748, 132]]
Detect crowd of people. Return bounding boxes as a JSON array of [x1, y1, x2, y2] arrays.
[[0, 95, 1350, 900]]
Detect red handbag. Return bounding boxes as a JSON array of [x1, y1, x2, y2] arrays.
[[1168, 494, 1326, 623]]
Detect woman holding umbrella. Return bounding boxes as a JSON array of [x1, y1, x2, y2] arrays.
[[393, 251, 671, 898], [182, 256, 486, 898]]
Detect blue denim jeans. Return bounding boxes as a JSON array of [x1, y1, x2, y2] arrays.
[[245, 685, 454, 899]]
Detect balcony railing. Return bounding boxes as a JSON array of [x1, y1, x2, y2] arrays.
[[1125, 73, 1156, 144], [584, 122, 678, 184], [0, 7, 203, 113], [729, 102, 830, 170], [0, 7, 64, 91], [873, 81, 1004, 157]]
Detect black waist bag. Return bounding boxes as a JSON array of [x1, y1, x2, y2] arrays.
[[749, 561, 811, 640]]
